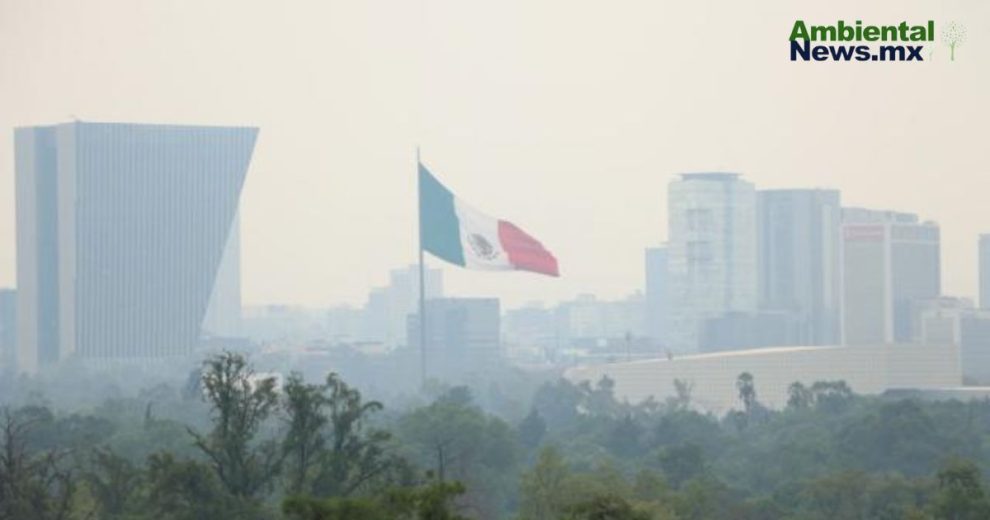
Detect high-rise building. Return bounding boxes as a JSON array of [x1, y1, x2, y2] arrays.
[[840, 208, 941, 346], [0, 289, 15, 373], [757, 189, 841, 345], [15, 122, 256, 372], [980, 234, 990, 310], [644, 246, 668, 344], [408, 297, 500, 377], [15, 127, 60, 371], [667, 173, 757, 351]]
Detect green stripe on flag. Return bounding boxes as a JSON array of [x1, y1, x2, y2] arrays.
[[419, 164, 465, 266]]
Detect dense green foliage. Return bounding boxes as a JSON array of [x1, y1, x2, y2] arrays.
[[3, 353, 990, 519]]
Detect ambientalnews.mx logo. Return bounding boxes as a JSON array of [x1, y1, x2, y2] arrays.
[[790, 20, 936, 62]]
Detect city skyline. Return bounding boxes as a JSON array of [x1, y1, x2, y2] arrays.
[[1, 1, 988, 309]]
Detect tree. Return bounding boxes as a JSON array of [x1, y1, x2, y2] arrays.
[[532, 379, 585, 432], [0, 408, 75, 520], [397, 398, 519, 518], [189, 351, 282, 499], [736, 372, 757, 415], [670, 379, 694, 411], [941, 22, 966, 61], [787, 382, 813, 411], [657, 443, 706, 489], [310, 373, 402, 498], [517, 409, 547, 451], [387, 479, 468, 520], [145, 452, 268, 520], [606, 415, 644, 458], [282, 495, 386, 520], [518, 446, 570, 520], [810, 380, 853, 413], [282, 373, 329, 495], [282, 478, 467, 520], [565, 493, 652, 520], [583, 377, 622, 418], [82, 448, 145, 519], [932, 458, 990, 519]]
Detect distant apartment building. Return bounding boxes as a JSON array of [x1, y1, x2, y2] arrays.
[[502, 303, 556, 362], [241, 305, 331, 343], [840, 208, 941, 346], [700, 311, 803, 352], [981, 234, 990, 310], [408, 297, 500, 377], [644, 246, 669, 344], [361, 265, 443, 348], [556, 293, 646, 342], [757, 189, 841, 345], [667, 173, 757, 352], [0, 289, 15, 373], [913, 297, 990, 383], [15, 122, 256, 372]]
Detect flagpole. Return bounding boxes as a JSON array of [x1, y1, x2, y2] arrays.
[[417, 146, 427, 388]]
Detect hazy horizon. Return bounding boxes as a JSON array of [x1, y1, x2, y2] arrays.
[[2, 0, 987, 309]]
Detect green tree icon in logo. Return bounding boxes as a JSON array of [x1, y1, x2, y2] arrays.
[[942, 22, 966, 61]]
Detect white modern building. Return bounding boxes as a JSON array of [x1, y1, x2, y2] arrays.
[[667, 173, 757, 352], [565, 343, 961, 415]]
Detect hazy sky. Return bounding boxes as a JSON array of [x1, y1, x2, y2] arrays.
[[1, 0, 987, 308]]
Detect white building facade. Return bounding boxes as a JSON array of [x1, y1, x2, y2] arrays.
[[667, 173, 757, 352]]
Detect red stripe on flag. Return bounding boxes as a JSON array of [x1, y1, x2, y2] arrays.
[[497, 220, 559, 277]]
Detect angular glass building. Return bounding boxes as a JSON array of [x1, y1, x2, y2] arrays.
[[15, 122, 257, 372]]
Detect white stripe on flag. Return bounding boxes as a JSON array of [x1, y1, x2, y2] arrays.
[[453, 199, 513, 271]]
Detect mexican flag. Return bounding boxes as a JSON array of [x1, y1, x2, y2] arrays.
[[419, 163, 559, 277]]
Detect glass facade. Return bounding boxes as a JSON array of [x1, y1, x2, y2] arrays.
[[667, 173, 757, 352], [15, 122, 257, 371], [757, 189, 841, 345]]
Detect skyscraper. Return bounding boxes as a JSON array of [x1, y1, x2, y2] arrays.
[[757, 189, 841, 345], [15, 127, 60, 371], [840, 208, 941, 346], [0, 289, 15, 373], [15, 122, 257, 372], [644, 246, 668, 344], [667, 173, 757, 351], [980, 234, 990, 310]]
